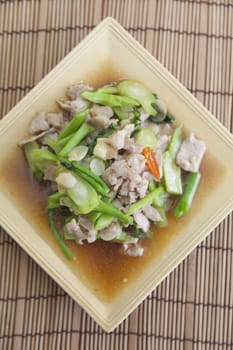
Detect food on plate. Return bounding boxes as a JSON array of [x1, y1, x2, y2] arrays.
[[19, 80, 206, 258]]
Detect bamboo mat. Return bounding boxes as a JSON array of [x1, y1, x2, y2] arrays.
[[0, 0, 233, 349]]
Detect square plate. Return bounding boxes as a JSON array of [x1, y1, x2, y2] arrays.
[[0, 17, 232, 332]]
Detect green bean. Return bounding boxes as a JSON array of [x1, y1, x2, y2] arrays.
[[48, 209, 74, 259], [97, 200, 132, 224], [58, 108, 89, 140], [59, 123, 94, 157], [173, 172, 201, 218], [127, 187, 164, 215]]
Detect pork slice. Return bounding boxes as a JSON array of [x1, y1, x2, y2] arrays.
[[142, 120, 160, 135], [65, 218, 86, 244], [87, 229, 98, 243], [159, 123, 173, 136], [155, 150, 163, 178], [102, 167, 118, 186], [119, 180, 130, 197], [67, 84, 93, 100], [133, 211, 150, 232], [113, 177, 124, 192], [79, 216, 94, 231], [29, 112, 50, 134], [136, 176, 149, 198], [108, 159, 130, 179], [139, 108, 150, 122], [100, 222, 122, 241], [127, 153, 146, 173], [142, 204, 161, 222], [19, 128, 55, 145], [108, 124, 134, 150], [176, 133, 206, 172], [43, 165, 57, 182], [57, 97, 89, 115], [89, 105, 114, 128], [93, 138, 117, 160], [129, 191, 137, 204], [156, 134, 170, 153], [46, 112, 64, 129], [123, 243, 144, 257]]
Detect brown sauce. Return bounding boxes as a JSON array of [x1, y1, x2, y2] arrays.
[[0, 146, 223, 302], [0, 69, 226, 302]]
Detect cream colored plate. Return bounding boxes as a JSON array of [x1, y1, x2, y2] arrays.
[[0, 18, 232, 331]]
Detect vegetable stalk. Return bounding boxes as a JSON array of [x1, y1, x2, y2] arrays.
[[127, 187, 164, 215], [59, 123, 94, 157], [97, 200, 132, 224], [58, 108, 89, 140], [173, 172, 201, 218], [48, 209, 74, 259], [61, 160, 109, 196]]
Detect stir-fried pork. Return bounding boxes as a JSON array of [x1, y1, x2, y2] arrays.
[[123, 243, 144, 257], [100, 222, 121, 241], [29, 112, 50, 134], [67, 84, 93, 100], [142, 204, 161, 222], [133, 211, 150, 232], [57, 98, 89, 115], [66, 219, 86, 244], [89, 105, 114, 128], [176, 133, 206, 172]]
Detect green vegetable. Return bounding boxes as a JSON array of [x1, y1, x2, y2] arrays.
[[168, 125, 183, 159], [58, 133, 74, 147], [134, 127, 157, 149], [127, 187, 164, 215], [163, 127, 183, 194], [63, 216, 77, 240], [148, 180, 156, 192], [113, 231, 136, 243], [43, 136, 61, 154], [117, 80, 157, 116], [24, 146, 58, 180], [149, 111, 175, 124], [61, 160, 109, 196], [148, 184, 168, 227], [113, 106, 133, 120], [47, 192, 62, 209], [59, 123, 94, 157], [95, 214, 114, 230], [173, 172, 201, 218], [64, 230, 77, 240], [154, 206, 168, 227], [163, 151, 182, 195], [94, 86, 119, 94], [66, 174, 100, 214], [23, 142, 44, 181], [58, 108, 89, 140], [97, 200, 132, 224], [48, 209, 74, 259], [31, 149, 58, 169], [151, 186, 166, 207], [87, 211, 102, 223], [81, 91, 139, 107], [60, 196, 81, 215]]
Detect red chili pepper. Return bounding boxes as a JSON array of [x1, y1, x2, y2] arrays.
[[143, 147, 161, 180]]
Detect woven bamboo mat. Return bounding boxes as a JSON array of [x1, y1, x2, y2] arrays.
[[0, 0, 232, 349]]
